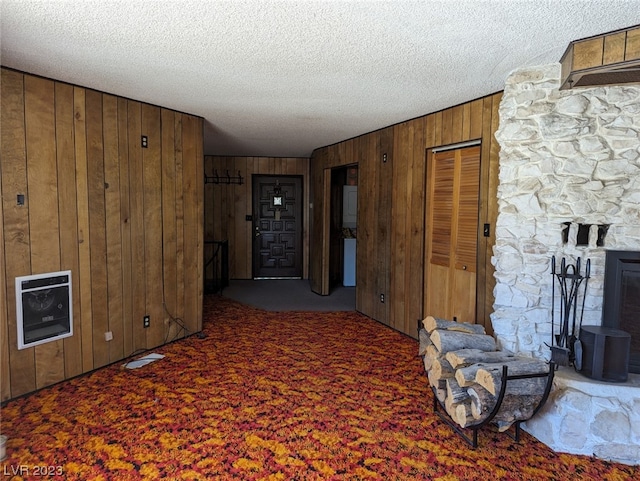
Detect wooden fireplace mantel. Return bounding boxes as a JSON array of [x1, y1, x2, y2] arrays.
[[560, 25, 640, 90]]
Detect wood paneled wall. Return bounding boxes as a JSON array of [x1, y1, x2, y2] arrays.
[[0, 68, 204, 401], [309, 93, 502, 338], [204, 156, 310, 280]]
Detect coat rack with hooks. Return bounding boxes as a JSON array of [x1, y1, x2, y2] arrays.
[[204, 170, 244, 185]]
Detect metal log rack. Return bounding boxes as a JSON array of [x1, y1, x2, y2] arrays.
[[429, 361, 556, 448]]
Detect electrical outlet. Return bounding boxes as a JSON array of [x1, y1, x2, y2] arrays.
[[143, 315, 150, 328], [104, 331, 113, 341], [380, 293, 385, 303]]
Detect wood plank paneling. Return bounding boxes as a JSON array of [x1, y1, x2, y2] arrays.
[[1, 68, 204, 400], [355, 136, 372, 314], [25, 75, 66, 389], [161, 109, 178, 342], [118, 97, 133, 357], [128, 101, 146, 354], [142, 104, 164, 348], [390, 121, 410, 332], [174, 113, 186, 336], [573, 37, 605, 70], [477, 96, 492, 329], [441, 108, 453, 146], [469, 99, 484, 140], [25, 77, 59, 271], [398, 118, 426, 335], [86, 89, 110, 368], [0, 170, 8, 400], [182, 114, 200, 334], [433, 111, 443, 147], [407, 116, 426, 334], [626, 26, 640, 60], [194, 120, 204, 328], [74, 86, 94, 373], [309, 152, 325, 293], [451, 105, 464, 144], [376, 127, 393, 324], [1, 70, 36, 398], [603, 32, 626, 65], [425, 113, 436, 148], [55, 82, 83, 378], [103, 95, 125, 362], [461, 103, 471, 141]]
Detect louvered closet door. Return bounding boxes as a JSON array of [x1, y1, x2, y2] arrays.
[[425, 150, 455, 318], [425, 145, 480, 323]]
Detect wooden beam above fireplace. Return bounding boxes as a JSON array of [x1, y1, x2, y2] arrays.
[[559, 25, 640, 90]]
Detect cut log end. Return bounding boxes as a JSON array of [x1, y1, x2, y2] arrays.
[[474, 359, 549, 396], [446, 348, 517, 369]]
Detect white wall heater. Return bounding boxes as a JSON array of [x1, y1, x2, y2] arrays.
[[15, 270, 73, 350]]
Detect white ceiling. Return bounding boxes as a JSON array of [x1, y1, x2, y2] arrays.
[[2, 1, 639, 158]]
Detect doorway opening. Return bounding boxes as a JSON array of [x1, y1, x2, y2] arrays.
[[329, 165, 358, 291]]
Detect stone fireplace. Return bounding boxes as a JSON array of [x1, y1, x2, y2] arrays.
[[492, 63, 640, 464]]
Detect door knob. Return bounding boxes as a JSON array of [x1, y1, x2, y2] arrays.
[[255, 226, 261, 237]]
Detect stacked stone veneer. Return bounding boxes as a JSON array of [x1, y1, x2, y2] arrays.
[[492, 63, 640, 465]]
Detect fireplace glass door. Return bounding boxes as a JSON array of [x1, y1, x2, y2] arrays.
[[602, 250, 640, 373], [619, 267, 640, 361]]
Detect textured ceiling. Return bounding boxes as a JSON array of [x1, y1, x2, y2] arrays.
[[2, 1, 640, 157]]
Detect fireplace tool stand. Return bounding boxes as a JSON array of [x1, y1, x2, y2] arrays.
[[430, 362, 556, 448], [550, 256, 590, 368]]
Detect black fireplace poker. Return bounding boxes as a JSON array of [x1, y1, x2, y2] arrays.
[[550, 255, 590, 367]]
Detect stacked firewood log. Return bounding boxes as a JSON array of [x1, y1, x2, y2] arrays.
[[419, 316, 550, 432]]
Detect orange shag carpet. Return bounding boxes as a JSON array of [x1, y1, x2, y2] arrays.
[[1, 296, 638, 480]]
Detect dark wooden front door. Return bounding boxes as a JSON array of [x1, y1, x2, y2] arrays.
[[252, 175, 303, 279]]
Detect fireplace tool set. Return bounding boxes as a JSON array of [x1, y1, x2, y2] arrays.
[[550, 255, 591, 368]]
